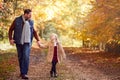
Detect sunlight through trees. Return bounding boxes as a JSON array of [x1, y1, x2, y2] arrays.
[[0, 0, 120, 51]]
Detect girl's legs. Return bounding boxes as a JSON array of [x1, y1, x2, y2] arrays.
[[50, 61, 58, 77]]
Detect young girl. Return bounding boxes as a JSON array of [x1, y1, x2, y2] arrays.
[[39, 33, 66, 77]]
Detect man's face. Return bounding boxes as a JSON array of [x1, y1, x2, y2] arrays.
[[24, 12, 32, 20]]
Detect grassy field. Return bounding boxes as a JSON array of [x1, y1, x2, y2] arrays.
[[0, 49, 17, 80]]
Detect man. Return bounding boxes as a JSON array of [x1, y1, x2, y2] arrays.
[[8, 9, 40, 79]]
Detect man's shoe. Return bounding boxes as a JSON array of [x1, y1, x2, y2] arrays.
[[21, 75, 29, 79]]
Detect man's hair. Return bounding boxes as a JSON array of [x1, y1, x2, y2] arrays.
[[24, 9, 32, 14]]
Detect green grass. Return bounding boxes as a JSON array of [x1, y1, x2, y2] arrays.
[[0, 49, 17, 80]]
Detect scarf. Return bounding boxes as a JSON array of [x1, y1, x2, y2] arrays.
[[21, 15, 31, 45]]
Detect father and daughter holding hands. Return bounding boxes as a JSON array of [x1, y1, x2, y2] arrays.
[[9, 9, 66, 79]]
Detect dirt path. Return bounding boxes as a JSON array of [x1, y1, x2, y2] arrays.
[[9, 48, 120, 80]]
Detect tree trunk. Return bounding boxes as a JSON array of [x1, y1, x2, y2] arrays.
[[99, 42, 106, 51]]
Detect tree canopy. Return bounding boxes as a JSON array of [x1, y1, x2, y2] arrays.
[[0, 0, 120, 48]]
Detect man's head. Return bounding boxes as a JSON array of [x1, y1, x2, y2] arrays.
[[24, 9, 32, 20]]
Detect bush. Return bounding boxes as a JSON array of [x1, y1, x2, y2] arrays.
[[105, 40, 120, 53]]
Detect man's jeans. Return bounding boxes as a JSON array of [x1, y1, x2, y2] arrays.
[[16, 43, 31, 75]]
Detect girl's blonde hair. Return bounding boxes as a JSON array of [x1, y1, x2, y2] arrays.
[[50, 33, 57, 38], [50, 33, 59, 42]]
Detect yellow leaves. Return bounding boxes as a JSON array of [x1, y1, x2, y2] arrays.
[[84, 0, 120, 44], [80, 3, 93, 17], [45, 5, 56, 20], [89, 8, 106, 25]]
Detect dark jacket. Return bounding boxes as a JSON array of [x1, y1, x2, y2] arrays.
[[9, 15, 39, 44]]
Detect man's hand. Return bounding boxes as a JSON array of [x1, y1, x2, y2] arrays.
[[9, 39, 15, 46], [37, 41, 46, 48], [37, 41, 41, 47]]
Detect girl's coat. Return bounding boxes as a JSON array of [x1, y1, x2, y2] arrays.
[[40, 41, 66, 63]]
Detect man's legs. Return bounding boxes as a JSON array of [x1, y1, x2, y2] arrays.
[[16, 44, 23, 75], [16, 43, 31, 75], [22, 43, 31, 75]]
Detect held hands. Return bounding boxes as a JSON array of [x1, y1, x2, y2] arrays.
[[37, 41, 41, 47], [37, 41, 45, 48], [37, 41, 41, 46]]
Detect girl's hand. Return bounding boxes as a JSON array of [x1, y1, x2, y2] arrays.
[[39, 44, 45, 48], [37, 41, 45, 48], [38, 42, 45, 48]]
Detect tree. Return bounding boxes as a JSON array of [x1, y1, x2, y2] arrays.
[[84, 0, 120, 50]]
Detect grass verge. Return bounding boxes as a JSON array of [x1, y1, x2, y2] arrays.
[[0, 49, 17, 80]]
